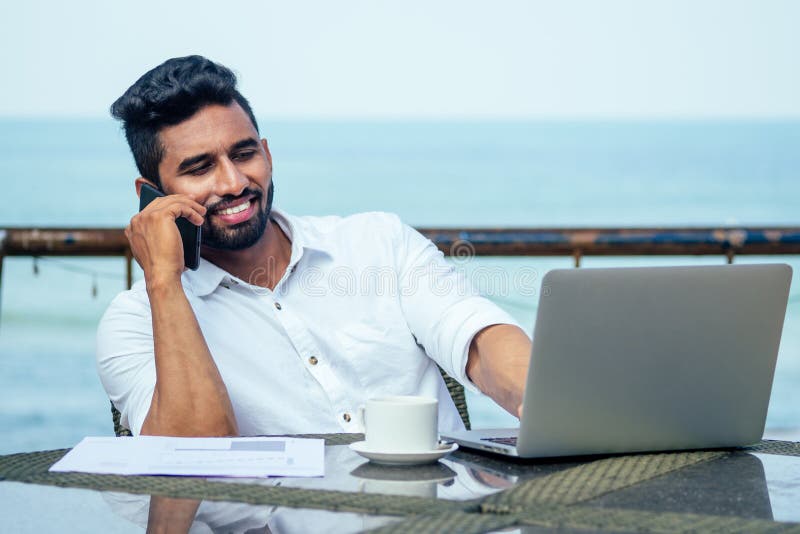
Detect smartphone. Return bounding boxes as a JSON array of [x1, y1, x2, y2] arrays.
[[138, 183, 202, 271]]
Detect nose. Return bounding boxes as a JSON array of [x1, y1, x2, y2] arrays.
[[215, 156, 248, 198]]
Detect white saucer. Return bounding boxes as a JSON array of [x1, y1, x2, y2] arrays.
[[349, 441, 458, 466]]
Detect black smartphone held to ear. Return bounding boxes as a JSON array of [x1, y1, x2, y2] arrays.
[[138, 183, 202, 271]]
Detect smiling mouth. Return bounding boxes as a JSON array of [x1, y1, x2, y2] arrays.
[[211, 197, 258, 225], [216, 199, 251, 216]]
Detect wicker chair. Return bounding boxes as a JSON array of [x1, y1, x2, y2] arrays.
[[439, 368, 471, 430], [110, 367, 470, 437], [111, 400, 133, 437]]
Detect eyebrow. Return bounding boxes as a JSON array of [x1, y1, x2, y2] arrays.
[[231, 138, 259, 151], [176, 138, 260, 173]]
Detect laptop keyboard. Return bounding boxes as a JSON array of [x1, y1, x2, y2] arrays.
[[481, 436, 518, 447]]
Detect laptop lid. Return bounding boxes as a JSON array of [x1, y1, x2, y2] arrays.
[[513, 263, 792, 458]]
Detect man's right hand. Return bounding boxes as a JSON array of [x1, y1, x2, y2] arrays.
[[124, 193, 237, 437], [126, 194, 206, 288]]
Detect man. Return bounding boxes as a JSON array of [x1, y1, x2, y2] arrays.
[[98, 55, 531, 438]]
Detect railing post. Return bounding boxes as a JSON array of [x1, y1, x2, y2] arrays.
[[0, 253, 4, 328], [0, 229, 5, 327], [125, 247, 133, 290]]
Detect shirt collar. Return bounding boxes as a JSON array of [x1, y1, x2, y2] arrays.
[[183, 207, 333, 297]]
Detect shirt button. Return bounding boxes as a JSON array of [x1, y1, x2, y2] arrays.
[[274, 302, 282, 310], [343, 413, 351, 423], [308, 356, 319, 365]]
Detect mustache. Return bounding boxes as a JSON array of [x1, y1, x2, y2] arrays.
[[205, 189, 262, 212]]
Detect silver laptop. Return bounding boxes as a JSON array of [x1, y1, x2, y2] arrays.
[[442, 263, 792, 458]]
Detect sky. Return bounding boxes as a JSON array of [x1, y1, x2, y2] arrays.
[[0, 0, 798, 119]]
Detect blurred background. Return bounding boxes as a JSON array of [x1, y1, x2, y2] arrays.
[[1, 0, 799, 454]]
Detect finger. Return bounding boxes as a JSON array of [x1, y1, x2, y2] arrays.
[[143, 194, 207, 217], [143, 196, 205, 226], [168, 195, 207, 215], [163, 202, 205, 227]]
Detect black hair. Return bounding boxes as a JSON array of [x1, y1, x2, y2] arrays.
[[110, 55, 259, 187]]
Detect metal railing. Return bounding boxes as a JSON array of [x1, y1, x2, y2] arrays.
[[1, 226, 799, 292]]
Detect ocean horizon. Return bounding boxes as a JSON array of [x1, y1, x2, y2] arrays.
[[1, 118, 799, 454]]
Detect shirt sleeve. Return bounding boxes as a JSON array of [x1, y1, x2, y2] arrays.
[[392, 214, 524, 393], [95, 288, 157, 436]]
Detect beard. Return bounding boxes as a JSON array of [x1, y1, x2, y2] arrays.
[[202, 181, 274, 250]]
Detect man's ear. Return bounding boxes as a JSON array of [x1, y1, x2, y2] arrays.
[[134, 177, 159, 198], [261, 138, 272, 168]]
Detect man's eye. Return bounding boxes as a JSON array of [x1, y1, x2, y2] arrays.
[[189, 163, 212, 175], [233, 150, 256, 161]]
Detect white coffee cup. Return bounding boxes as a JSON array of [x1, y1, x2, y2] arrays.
[[360, 396, 438, 452]]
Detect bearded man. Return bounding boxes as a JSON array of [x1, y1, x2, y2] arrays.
[[97, 55, 531, 437]]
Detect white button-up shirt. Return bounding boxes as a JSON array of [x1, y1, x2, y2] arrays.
[[97, 209, 520, 436]]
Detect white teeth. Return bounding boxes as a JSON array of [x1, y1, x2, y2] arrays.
[[218, 200, 250, 216]]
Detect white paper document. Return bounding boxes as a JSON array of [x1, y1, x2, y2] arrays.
[[49, 436, 324, 477]]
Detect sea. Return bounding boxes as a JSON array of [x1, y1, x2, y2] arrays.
[[1, 119, 799, 455]]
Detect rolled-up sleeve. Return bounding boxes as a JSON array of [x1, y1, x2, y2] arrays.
[[95, 288, 156, 435], [393, 215, 523, 393]]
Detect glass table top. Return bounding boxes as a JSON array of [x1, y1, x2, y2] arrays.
[[2, 441, 799, 533]]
